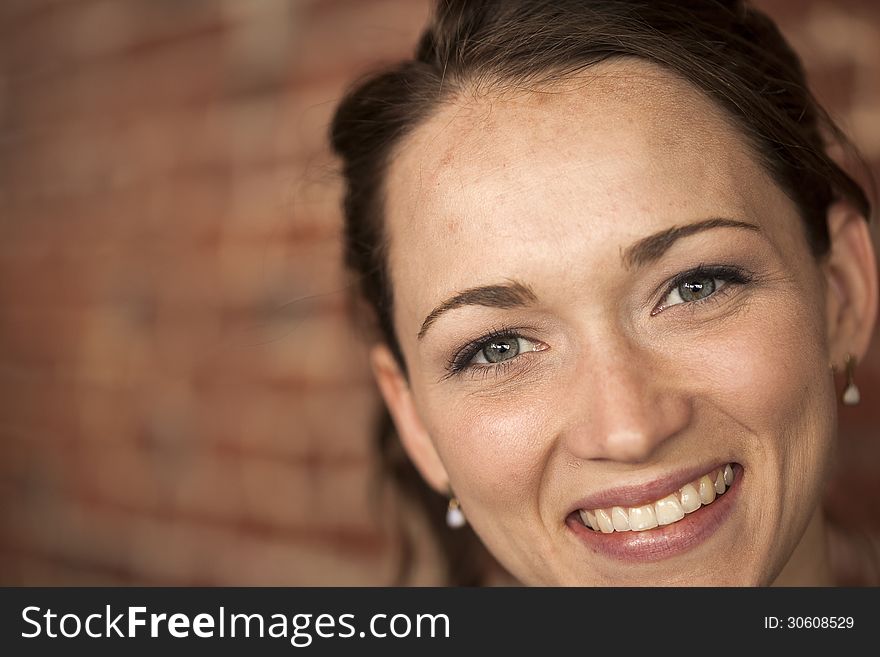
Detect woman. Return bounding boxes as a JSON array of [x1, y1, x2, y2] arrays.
[[330, 0, 878, 585]]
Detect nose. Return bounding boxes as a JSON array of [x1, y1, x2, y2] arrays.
[[562, 337, 692, 463]]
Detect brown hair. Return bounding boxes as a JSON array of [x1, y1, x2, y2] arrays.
[[329, 0, 871, 585]]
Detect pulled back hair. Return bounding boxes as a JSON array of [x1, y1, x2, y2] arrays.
[[329, 0, 871, 585]]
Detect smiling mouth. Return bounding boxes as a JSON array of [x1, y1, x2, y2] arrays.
[[576, 463, 735, 533]]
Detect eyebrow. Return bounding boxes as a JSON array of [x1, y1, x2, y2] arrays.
[[622, 217, 760, 269], [418, 280, 537, 340], [417, 217, 760, 341]]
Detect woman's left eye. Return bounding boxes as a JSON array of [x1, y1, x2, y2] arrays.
[[654, 266, 753, 314], [663, 275, 722, 307]]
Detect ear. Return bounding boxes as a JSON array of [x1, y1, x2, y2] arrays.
[[370, 343, 451, 494], [823, 200, 879, 365]]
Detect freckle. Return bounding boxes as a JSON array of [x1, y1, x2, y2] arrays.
[[439, 148, 455, 167]]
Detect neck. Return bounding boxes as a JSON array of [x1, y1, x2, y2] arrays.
[[772, 508, 834, 586]]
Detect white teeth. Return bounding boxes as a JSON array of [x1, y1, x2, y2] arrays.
[[611, 506, 631, 531], [595, 508, 615, 533], [579, 509, 593, 529], [579, 464, 736, 533], [714, 470, 726, 494], [587, 510, 599, 530], [654, 494, 685, 526], [679, 483, 701, 513], [584, 509, 598, 529], [698, 475, 716, 505], [628, 504, 658, 531]]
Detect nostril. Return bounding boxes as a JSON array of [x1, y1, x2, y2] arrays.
[[560, 356, 692, 462]]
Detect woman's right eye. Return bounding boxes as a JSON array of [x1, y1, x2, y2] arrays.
[[445, 331, 547, 377], [471, 335, 535, 364]]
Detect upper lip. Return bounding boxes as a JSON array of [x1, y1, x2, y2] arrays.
[[567, 461, 732, 514]]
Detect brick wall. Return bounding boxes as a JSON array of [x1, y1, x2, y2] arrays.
[[0, 0, 877, 585]]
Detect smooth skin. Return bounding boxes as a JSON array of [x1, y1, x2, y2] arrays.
[[370, 60, 878, 585]]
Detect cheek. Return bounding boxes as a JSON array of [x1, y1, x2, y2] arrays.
[[690, 290, 834, 468], [423, 393, 553, 513]]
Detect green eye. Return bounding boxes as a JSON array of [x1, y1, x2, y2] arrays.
[[677, 276, 716, 302], [661, 275, 722, 308], [479, 337, 520, 363], [653, 264, 755, 316], [467, 335, 543, 366], [446, 330, 548, 377]]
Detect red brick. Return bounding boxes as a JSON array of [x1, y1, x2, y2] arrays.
[[7, 30, 226, 129], [0, 549, 133, 586], [194, 384, 380, 460], [227, 533, 395, 585], [290, 0, 431, 85], [0, 375, 83, 442], [238, 454, 379, 530], [126, 514, 229, 583]]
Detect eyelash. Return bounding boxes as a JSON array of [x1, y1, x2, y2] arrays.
[[443, 264, 755, 379], [444, 325, 532, 379], [652, 263, 754, 315]]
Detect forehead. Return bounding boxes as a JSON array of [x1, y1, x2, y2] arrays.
[[383, 60, 776, 334]]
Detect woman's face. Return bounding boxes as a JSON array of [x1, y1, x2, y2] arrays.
[[379, 60, 842, 585]]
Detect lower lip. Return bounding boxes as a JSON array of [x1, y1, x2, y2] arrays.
[[566, 464, 742, 562]]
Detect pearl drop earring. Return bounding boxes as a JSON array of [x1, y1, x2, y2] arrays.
[[842, 354, 860, 406], [446, 496, 466, 529]]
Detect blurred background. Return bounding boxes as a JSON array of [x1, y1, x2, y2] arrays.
[[0, 0, 878, 586]]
